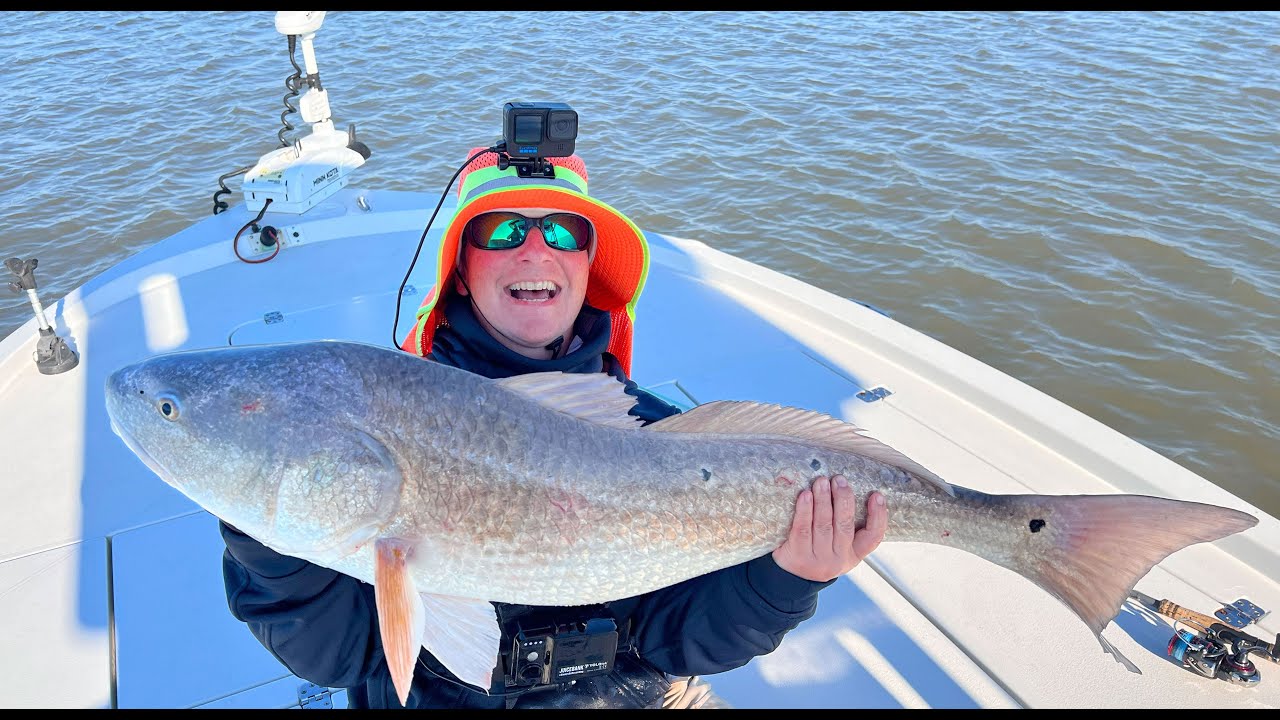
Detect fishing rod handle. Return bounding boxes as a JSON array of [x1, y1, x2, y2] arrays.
[[1156, 599, 1221, 630]]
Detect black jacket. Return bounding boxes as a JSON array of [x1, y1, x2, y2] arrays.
[[219, 300, 834, 708]]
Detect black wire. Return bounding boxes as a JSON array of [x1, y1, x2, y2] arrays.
[[391, 147, 498, 350], [232, 199, 278, 264], [212, 35, 300, 216], [278, 35, 303, 148], [212, 165, 252, 215]]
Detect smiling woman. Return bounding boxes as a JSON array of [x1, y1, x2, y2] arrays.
[[400, 147, 651, 376], [454, 209, 592, 359]]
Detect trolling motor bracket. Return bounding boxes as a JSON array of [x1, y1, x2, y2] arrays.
[[5, 257, 79, 375], [242, 11, 371, 215]]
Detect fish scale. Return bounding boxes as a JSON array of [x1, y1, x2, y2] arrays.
[[104, 339, 1259, 704]]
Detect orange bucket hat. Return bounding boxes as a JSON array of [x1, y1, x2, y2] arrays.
[[400, 148, 651, 376]]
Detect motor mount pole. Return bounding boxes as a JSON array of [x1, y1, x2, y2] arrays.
[[6, 257, 79, 375]]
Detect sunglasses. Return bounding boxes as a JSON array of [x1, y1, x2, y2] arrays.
[[463, 211, 593, 252]]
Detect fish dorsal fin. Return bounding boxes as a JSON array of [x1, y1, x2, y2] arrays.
[[648, 400, 955, 497], [495, 371, 643, 430]]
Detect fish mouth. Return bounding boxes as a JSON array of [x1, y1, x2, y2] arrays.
[[107, 410, 174, 486], [105, 366, 176, 487]]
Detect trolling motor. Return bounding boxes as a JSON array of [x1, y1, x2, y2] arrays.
[[240, 11, 371, 215], [5, 258, 79, 375], [1130, 589, 1278, 686]]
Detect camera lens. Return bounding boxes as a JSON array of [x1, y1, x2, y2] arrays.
[[547, 111, 577, 140], [520, 662, 543, 682]]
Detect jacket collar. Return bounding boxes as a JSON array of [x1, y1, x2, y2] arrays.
[[429, 299, 612, 379]]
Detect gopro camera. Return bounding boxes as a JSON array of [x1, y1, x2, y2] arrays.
[[504, 616, 620, 689], [502, 102, 578, 159]]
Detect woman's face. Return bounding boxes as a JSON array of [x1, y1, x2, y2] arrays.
[[458, 210, 591, 358]]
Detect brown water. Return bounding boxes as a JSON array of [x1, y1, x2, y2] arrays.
[[1, 11, 1277, 517]]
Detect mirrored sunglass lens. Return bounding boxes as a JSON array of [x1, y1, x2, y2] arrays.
[[470, 213, 527, 248], [542, 214, 590, 251], [490, 219, 528, 248]]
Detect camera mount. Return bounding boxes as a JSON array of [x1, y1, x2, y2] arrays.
[[496, 150, 557, 179], [496, 102, 579, 179]]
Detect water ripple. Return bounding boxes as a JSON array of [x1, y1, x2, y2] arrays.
[[1, 10, 1277, 515]]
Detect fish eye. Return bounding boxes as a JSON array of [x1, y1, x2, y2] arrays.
[[156, 395, 181, 421]]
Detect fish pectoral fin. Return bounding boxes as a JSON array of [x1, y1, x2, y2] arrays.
[[417, 592, 503, 694], [495, 371, 643, 429], [647, 400, 956, 497], [374, 538, 427, 707]]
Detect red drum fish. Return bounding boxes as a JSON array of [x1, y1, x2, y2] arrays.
[[104, 340, 1258, 705]]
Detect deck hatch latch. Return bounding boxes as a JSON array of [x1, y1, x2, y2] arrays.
[[856, 386, 892, 403]]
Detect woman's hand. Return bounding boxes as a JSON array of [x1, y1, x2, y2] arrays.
[[771, 475, 888, 582]]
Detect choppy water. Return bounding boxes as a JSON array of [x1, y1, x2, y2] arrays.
[[1, 11, 1277, 517]]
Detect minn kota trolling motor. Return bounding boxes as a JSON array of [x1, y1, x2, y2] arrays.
[[5, 257, 79, 375], [239, 10, 371, 216], [211, 11, 374, 265]]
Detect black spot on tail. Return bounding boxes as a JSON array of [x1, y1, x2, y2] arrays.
[[1029, 518, 1046, 533], [701, 468, 712, 482], [810, 458, 822, 472]]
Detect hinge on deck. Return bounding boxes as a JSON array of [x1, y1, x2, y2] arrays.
[[298, 681, 334, 709], [856, 386, 893, 403], [1215, 598, 1267, 629], [264, 311, 285, 325]]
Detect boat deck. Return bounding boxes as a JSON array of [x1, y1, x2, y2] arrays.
[[2, 187, 1276, 708]]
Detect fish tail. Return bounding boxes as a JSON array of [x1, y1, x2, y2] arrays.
[[1000, 493, 1257, 672]]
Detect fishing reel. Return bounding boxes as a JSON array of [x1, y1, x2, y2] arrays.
[[1167, 623, 1267, 686]]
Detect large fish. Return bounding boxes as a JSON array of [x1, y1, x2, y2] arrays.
[[104, 340, 1257, 705]]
